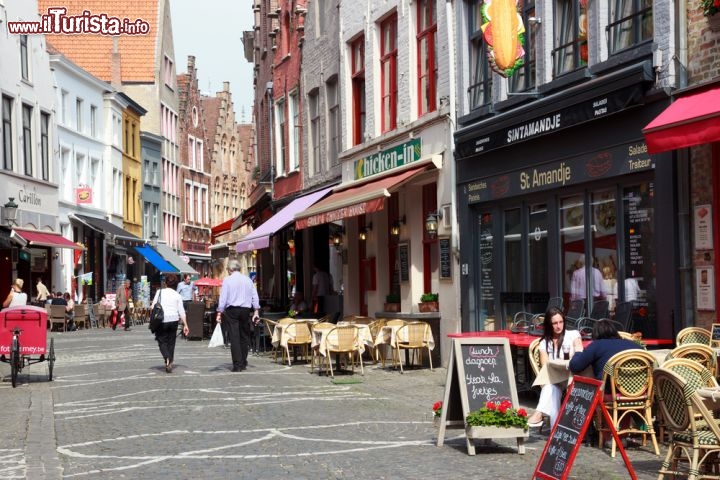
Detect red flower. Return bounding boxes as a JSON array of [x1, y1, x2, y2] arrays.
[[500, 400, 511, 409], [498, 405, 508, 414], [432, 401, 443, 412], [486, 401, 496, 410], [517, 408, 528, 417]]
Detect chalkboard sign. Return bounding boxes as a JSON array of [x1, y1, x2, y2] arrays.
[[712, 324, 720, 347], [535, 377, 601, 479], [437, 338, 523, 455], [398, 243, 409, 282], [439, 237, 452, 280]]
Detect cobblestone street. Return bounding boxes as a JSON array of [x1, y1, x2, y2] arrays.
[[0, 328, 664, 479]]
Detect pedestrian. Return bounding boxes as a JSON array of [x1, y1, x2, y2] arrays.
[[176, 273, 197, 310], [35, 277, 50, 306], [115, 279, 132, 331], [2, 279, 28, 308], [216, 259, 260, 372], [526, 307, 583, 428], [63, 292, 77, 331], [150, 274, 189, 373]]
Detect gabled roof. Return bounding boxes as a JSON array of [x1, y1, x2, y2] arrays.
[[201, 96, 221, 152], [37, 0, 160, 83]]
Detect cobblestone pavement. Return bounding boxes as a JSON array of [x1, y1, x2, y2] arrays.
[[0, 327, 665, 479]]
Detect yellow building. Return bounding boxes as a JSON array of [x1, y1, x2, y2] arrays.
[[122, 103, 145, 238]]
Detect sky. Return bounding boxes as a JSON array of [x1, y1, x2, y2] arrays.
[[170, 0, 254, 123]]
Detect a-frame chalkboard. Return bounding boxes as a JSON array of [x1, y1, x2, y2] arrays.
[[436, 338, 526, 455], [533, 376, 636, 480]]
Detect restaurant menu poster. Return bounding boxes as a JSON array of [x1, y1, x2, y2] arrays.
[[696, 266, 715, 311], [694, 204, 713, 250]]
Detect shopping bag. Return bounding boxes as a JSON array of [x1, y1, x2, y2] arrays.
[[208, 323, 224, 348]]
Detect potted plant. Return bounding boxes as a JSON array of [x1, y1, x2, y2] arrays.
[[418, 292, 439, 312], [704, 0, 720, 30], [465, 400, 529, 450], [384, 293, 401, 312]]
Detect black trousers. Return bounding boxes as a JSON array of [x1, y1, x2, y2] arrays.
[[155, 321, 179, 364], [224, 307, 252, 369]]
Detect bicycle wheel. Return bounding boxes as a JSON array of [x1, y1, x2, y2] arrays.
[[10, 336, 20, 388], [47, 337, 55, 381]]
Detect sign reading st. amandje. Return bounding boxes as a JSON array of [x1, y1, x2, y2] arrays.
[[353, 138, 421, 180]]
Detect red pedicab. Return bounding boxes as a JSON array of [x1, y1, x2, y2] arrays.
[[0, 305, 55, 388]]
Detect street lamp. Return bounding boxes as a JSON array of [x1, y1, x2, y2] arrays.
[[425, 211, 442, 239], [150, 232, 158, 247], [2, 197, 18, 226]]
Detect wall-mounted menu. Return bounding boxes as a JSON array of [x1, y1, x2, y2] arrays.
[[439, 237, 452, 280], [398, 243, 409, 283]]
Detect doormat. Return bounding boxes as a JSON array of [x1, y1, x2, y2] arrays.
[[331, 378, 363, 384]]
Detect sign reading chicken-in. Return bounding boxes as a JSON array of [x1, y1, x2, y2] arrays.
[[480, 0, 525, 77]]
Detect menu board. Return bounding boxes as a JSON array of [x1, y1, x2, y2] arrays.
[[479, 213, 494, 301], [437, 338, 521, 454], [534, 377, 603, 480], [439, 237, 452, 280], [711, 324, 720, 347], [398, 243, 409, 283]]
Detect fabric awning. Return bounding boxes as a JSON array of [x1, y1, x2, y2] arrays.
[[236, 186, 333, 253], [211, 217, 235, 240], [295, 165, 430, 229], [133, 245, 179, 273], [71, 214, 142, 245], [643, 86, 720, 153], [155, 244, 200, 275], [12, 229, 85, 250]]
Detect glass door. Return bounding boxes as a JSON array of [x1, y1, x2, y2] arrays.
[[528, 203, 549, 293]]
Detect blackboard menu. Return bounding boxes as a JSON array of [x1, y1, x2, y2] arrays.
[[712, 324, 720, 343], [439, 237, 451, 279], [535, 377, 601, 480], [460, 343, 513, 412], [398, 243, 409, 282]]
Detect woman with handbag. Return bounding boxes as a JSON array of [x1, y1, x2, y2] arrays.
[[150, 275, 189, 373]]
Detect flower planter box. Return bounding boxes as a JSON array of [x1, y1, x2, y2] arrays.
[[710, 13, 720, 32], [418, 301, 439, 313], [383, 302, 401, 312], [464, 425, 529, 455]]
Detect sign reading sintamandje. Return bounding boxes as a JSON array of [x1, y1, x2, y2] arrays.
[[463, 141, 653, 204], [353, 138, 421, 180]]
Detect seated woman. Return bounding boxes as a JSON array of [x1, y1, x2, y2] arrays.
[[527, 307, 583, 428], [64, 292, 77, 331]]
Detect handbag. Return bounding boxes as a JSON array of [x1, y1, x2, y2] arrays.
[[148, 290, 164, 334]]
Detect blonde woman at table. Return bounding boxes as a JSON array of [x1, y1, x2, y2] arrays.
[[527, 307, 583, 428]]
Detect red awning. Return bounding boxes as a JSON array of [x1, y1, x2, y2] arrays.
[[13, 229, 85, 250], [643, 86, 720, 154], [295, 165, 431, 229], [210, 217, 234, 240]]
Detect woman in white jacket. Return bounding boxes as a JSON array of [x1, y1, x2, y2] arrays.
[[151, 275, 189, 373]]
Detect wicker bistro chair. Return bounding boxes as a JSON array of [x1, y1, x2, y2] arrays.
[[677, 327, 713, 346], [667, 344, 717, 377], [528, 337, 542, 377], [653, 367, 720, 480], [73, 304, 88, 330], [261, 319, 280, 361], [310, 322, 335, 373], [597, 349, 660, 458], [282, 320, 313, 366], [49, 305, 67, 332], [323, 325, 363, 378], [658, 358, 720, 444], [393, 321, 433, 373], [367, 319, 385, 363], [377, 319, 405, 367]]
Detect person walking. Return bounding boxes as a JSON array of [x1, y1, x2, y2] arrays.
[[115, 279, 132, 331], [311, 264, 333, 315], [35, 278, 49, 306], [216, 259, 260, 372], [176, 274, 197, 310], [2, 279, 28, 308], [150, 275, 189, 373]]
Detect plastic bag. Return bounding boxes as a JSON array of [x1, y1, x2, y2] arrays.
[[208, 323, 224, 348]]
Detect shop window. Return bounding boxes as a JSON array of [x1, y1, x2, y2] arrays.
[[561, 195, 586, 305], [467, 0, 492, 109], [509, 0, 537, 93], [417, 0, 437, 115], [350, 36, 365, 145], [528, 203, 549, 292], [380, 13, 397, 133], [608, 0, 653, 55]]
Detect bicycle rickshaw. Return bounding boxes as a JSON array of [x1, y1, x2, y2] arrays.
[[0, 305, 55, 388]]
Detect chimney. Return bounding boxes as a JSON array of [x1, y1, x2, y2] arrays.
[[111, 36, 122, 87], [187, 55, 195, 71]]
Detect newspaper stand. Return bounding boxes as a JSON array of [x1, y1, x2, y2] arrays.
[[0, 306, 55, 387]]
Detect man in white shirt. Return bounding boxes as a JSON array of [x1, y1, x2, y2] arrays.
[[570, 255, 607, 301]]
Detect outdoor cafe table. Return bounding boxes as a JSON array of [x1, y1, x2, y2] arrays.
[[311, 322, 373, 357], [374, 323, 435, 367], [271, 319, 318, 351]]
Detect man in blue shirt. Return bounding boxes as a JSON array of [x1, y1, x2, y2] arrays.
[[176, 274, 197, 309], [216, 260, 260, 372]]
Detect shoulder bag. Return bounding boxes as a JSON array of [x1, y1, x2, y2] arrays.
[[149, 289, 164, 334]]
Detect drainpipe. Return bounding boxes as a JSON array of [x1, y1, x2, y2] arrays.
[[266, 82, 275, 201]]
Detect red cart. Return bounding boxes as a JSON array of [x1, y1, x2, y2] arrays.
[[0, 305, 55, 387]]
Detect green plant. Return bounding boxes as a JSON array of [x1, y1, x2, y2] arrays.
[[386, 293, 401, 303], [703, 0, 720, 16], [420, 292, 438, 303], [466, 400, 528, 430]]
